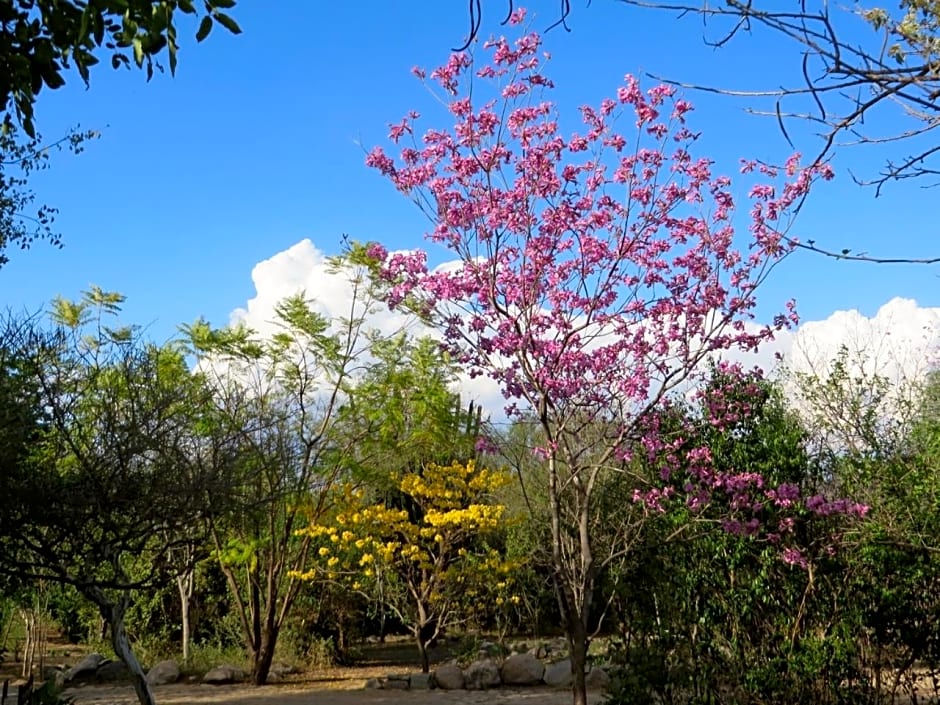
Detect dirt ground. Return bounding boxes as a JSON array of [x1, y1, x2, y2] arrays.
[[63, 680, 603, 705], [2, 636, 602, 705]]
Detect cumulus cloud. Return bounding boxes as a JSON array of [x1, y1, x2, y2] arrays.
[[229, 239, 413, 340], [230, 241, 939, 422], [227, 239, 505, 411], [782, 297, 939, 386]]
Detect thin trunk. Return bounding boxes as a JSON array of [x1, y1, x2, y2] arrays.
[[20, 610, 34, 678], [105, 598, 156, 705], [176, 568, 194, 667], [568, 618, 589, 705], [180, 592, 191, 667], [415, 631, 430, 674]]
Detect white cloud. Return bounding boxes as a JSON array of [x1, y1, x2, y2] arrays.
[[230, 241, 939, 424], [783, 297, 939, 385]]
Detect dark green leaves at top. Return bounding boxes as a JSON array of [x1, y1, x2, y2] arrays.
[[0, 0, 242, 137], [195, 15, 213, 42], [211, 12, 240, 35]]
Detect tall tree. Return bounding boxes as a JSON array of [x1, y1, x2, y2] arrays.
[[363, 13, 845, 705], [0, 288, 239, 705], [184, 262, 414, 685]]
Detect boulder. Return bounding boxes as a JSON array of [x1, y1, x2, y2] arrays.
[[433, 663, 465, 690], [500, 652, 544, 686], [383, 674, 410, 690], [65, 653, 105, 683], [410, 672, 433, 690], [41, 666, 65, 689], [464, 658, 501, 690], [202, 665, 245, 685], [95, 660, 129, 682], [543, 658, 573, 687], [146, 660, 181, 686], [585, 666, 610, 689]]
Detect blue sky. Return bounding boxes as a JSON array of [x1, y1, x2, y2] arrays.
[[0, 1, 935, 345]]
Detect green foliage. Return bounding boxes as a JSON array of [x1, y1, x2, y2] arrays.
[[334, 334, 482, 485], [606, 370, 869, 704], [0, 288, 243, 705], [182, 271, 414, 684], [0, 0, 241, 137], [604, 363, 940, 704]]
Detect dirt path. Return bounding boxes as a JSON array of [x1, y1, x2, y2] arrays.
[[64, 681, 603, 705]]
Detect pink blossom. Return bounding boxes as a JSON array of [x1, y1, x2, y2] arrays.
[[365, 20, 855, 570]]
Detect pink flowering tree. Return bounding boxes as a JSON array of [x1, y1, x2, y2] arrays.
[[361, 9, 849, 704]]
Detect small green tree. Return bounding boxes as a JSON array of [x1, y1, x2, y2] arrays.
[[0, 288, 240, 705], [184, 261, 416, 685]]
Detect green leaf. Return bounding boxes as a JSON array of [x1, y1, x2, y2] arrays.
[[212, 11, 242, 34], [195, 15, 213, 42]]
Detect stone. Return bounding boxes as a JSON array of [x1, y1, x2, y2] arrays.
[[433, 663, 465, 690], [409, 672, 433, 690], [500, 652, 545, 686], [269, 662, 296, 677], [543, 658, 573, 687], [41, 666, 65, 688], [95, 660, 129, 682], [65, 653, 105, 683], [41, 666, 61, 681], [202, 664, 245, 685], [464, 658, 501, 690], [585, 666, 610, 689], [365, 678, 382, 689], [384, 675, 410, 690]]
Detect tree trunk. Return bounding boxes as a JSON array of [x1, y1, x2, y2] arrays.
[[416, 634, 430, 674], [176, 568, 194, 667], [568, 619, 589, 705], [249, 623, 278, 685], [20, 609, 34, 678], [104, 597, 156, 705]]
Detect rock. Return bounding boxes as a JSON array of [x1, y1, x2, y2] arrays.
[[65, 653, 105, 683], [95, 660, 130, 682], [147, 661, 181, 686], [384, 675, 410, 690], [365, 678, 383, 689], [410, 672, 433, 690], [266, 662, 296, 684], [41, 666, 61, 681], [202, 665, 245, 685], [433, 663, 465, 690], [269, 662, 296, 677], [41, 666, 65, 688], [543, 658, 573, 687], [464, 658, 501, 690], [585, 666, 610, 689], [500, 652, 545, 686]]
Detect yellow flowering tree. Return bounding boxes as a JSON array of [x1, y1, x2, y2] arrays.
[[296, 460, 517, 672]]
